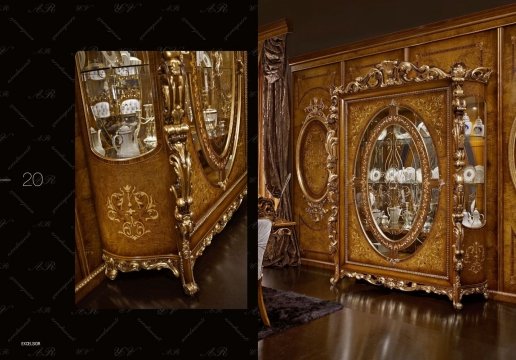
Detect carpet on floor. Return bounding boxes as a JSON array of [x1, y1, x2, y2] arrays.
[[258, 287, 343, 340]]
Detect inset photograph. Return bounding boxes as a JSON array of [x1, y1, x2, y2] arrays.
[[74, 51, 247, 308]]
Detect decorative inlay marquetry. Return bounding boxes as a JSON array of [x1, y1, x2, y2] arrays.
[[107, 185, 159, 241], [464, 241, 485, 274]]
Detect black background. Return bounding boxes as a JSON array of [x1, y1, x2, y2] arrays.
[[0, 1, 257, 359]]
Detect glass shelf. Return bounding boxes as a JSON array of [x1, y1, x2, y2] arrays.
[[354, 102, 440, 259], [462, 92, 486, 229], [77, 51, 157, 161]]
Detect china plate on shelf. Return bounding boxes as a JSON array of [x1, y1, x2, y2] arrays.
[[404, 167, 416, 182], [385, 167, 398, 182], [369, 168, 382, 182], [416, 168, 422, 183], [463, 165, 476, 183]]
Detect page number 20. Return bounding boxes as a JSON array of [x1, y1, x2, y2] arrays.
[[22, 172, 44, 187]]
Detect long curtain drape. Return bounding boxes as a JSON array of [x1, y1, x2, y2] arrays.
[[261, 35, 300, 267]]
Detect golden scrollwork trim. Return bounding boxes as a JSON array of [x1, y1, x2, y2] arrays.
[[357, 103, 432, 252], [341, 270, 453, 300], [344, 61, 492, 95], [107, 185, 159, 241], [328, 89, 341, 285], [193, 187, 247, 259], [75, 263, 106, 293], [460, 282, 488, 300], [341, 271, 487, 308], [345, 61, 449, 94], [102, 253, 180, 280], [305, 199, 328, 223]]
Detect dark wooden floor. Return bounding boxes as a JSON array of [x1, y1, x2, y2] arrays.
[[77, 199, 248, 309], [259, 266, 516, 360]]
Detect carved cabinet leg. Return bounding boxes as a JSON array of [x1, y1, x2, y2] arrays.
[[103, 254, 118, 280], [179, 242, 199, 295]]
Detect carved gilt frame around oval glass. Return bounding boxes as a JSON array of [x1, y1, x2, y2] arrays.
[[354, 101, 440, 259], [186, 51, 243, 188]]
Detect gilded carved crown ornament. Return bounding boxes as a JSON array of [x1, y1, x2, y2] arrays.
[[304, 97, 326, 118], [344, 60, 492, 94]]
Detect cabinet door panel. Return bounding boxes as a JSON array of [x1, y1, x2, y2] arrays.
[[293, 62, 340, 265]]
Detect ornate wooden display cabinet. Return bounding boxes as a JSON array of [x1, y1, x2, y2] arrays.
[[288, 6, 516, 305], [74, 51, 247, 300], [328, 61, 491, 309]]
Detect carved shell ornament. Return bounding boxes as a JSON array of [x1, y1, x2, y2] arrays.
[[107, 185, 159, 240]]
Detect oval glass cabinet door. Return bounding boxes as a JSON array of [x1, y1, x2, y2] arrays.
[[77, 50, 158, 160], [185, 51, 243, 188], [354, 102, 440, 260]]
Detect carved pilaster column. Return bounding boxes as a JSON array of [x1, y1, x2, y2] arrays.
[[160, 51, 198, 295], [328, 86, 343, 285], [450, 62, 467, 309]]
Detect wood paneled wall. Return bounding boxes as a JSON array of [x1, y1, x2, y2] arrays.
[[290, 5, 516, 302]]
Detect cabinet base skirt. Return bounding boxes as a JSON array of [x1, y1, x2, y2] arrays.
[[98, 187, 247, 296], [338, 270, 488, 309]]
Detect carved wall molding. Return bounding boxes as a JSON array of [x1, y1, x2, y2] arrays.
[[296, 98, 332, 223], [295, 71, 336, 106], [414, 42, 485, 67]]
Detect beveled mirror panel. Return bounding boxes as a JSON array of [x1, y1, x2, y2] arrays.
[[186, 51, 242, 187], [355, 101, 440, 259]]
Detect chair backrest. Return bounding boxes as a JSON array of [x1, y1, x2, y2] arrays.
[[258, 197, 276, 220], [258, 218, 272, 280], [120, 98, 141, 114], [91, 101, 110, 118], [258, 197, 276, 280]]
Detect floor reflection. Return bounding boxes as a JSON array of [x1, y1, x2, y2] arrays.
[[260, 266, 516, 360]]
